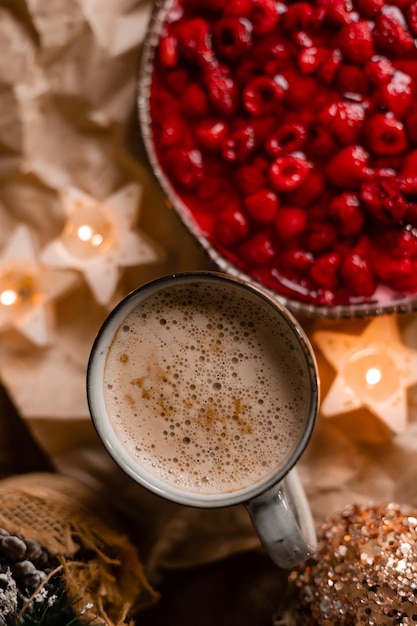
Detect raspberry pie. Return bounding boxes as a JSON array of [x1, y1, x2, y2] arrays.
[[138, 0, 417, 317]]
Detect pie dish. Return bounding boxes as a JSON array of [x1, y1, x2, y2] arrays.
[[137, 0, 417, 318]]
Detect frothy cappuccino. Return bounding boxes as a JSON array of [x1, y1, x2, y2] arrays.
[[102, 277, 313, 497]]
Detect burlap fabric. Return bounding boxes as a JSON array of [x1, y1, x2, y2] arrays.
[[0, 472, 157, 625]]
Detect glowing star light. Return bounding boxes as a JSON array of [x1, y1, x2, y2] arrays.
[[40, 184, 161, 306], [0, 225, 78, 346], [313, 316, 417, 434]]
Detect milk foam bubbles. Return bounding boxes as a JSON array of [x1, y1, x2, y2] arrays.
[[103, 280, 311, 496]]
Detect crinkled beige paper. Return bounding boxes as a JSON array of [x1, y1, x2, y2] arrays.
[[0, 0, 210, 421], [1, 0, 417, 579]]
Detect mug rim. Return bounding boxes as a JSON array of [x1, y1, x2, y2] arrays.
[[87, 270, 319, 508]]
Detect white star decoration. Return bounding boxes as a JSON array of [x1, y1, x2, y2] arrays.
[[0, 225, 78, 346], [313, 316, 417, 434], [40, 184, 162, 306]]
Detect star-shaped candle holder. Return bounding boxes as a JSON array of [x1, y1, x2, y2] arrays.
[[40, 184, 162, 306], [0, 225, 78, 346], [313, 316, 417, 434]]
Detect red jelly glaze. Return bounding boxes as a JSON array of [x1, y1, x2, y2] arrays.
[[149, 0, 417, 307]]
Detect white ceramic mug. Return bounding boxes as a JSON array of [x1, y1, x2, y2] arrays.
[[87, 271, 319, 568]]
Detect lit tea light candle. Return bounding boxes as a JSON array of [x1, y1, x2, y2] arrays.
[[0, 225, 78, 346], [0, 266, 39, 310], [41, 185, 162, 306], [313, 316, 417, 434], [1, 290, 17, 307], [61, 203, 115, 260]]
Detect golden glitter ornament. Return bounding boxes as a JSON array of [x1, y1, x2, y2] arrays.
[[286, 503, 417, 626]]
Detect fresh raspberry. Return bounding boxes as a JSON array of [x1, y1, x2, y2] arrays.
[[395, 267, 417, 293], [212, 17, 253, 62], [377, 227, 417, 258], [408, 2, 417, 35], [309, 252, 340, 289], [215, 207, 249, 246], [365, 56, 394, 84], [158, 35, 178, 68], [337, 21, 375, 64], [164, 69, 189, 96], [196, 176, 241, 214], [293, 31, 315, 49], [297, 46, 323, 75], [353, 233, 372, 256], [234, 164, 266, 195], [234, 58, 261, 85], [310, 252, 341, 289], [251, 115, 278, 145], [175, 18, 213, 64], [373, 158, 404, 174], [194, 119, 228, 151], [328, 192, 366, 236], [405, 202, 417, 225], [305, 221, 338, 253], [278, 248, 314, 272], [354, 0, 384, 17], [238, 231, 276, 265], [393, 0, 414, 10], [164, 147, 203, 189], [316, 49, 343, 83], [243, 188, 279, 223], [250, 0, 280, 35], [224, 0, 253, 18], [306, 124, 337, 157], [242, 76, 286, 116], [395, 59, 417, 80], [375, 71, 413, 118], [154, 112, 187, 147], [285, 170, 326, 207], [269, 154, 311, 192], [202, 61, 238, 117], [316, 288, 341, 307], [373, 254, 416, 290], [365, 113, 408, 156], [340, 253, 376, 297], [326, 145, 370, 188], [360, 173, 408, 223], [281, 3, 325, 35], [264, 122, 307, 157], [251, 155, 270, 174], [336, 63, 370, 95], [319, 101, 366, 145], [317, 0, 354, 25], [221, 124, 255, 162], [405, 108, 417, 143], [282, 71, 318, 108], [274, 207, 308, 240], [257, 37, 292, 75], [182, 82, 209, 117], [400, 149, 417, 195], [401, 149, 417, 178], [373, 8, 415, 57]]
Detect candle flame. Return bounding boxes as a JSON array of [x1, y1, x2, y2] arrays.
[[0, 267, 39, 310], [77, 224, 93, 242], [365, 367, 382, 386], [76, 224, 104, 247], [0, 289, 18, 307], [62, 205, 114, 260]]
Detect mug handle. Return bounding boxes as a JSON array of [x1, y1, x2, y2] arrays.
[[245, 467, 317, 569]]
